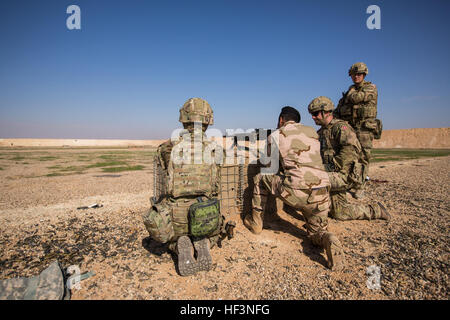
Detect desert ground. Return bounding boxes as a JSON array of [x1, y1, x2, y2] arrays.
[[0, 147, 448, 300]]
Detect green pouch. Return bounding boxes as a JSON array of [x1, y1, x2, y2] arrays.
[[188, 197, 221, 237]]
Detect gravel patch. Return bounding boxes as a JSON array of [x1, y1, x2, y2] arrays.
[[0, 152, 448, 300]]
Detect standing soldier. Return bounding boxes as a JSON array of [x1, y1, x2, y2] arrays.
[[334, 62, 382, 199], [243, 106, 345, 271], [308, 96, 390, 221], [143, 98, 230, 276]]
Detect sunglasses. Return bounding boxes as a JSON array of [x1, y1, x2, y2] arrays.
[[311, 111, 321, 117]]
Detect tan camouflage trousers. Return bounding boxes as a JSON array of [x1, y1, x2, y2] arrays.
[[252, 173, 331, 246]]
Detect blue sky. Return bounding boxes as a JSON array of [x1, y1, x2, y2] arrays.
[[1, 0, 449, 139]]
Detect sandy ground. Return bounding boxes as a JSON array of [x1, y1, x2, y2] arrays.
[[0, 149, 448, 300]]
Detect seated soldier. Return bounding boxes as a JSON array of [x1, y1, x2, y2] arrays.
[[143, 98, 231, 276]]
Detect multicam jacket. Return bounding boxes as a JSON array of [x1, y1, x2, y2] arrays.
[[270, 120, 330, 190], [317, 118, 362, 175], [334, 80, 378, 130]]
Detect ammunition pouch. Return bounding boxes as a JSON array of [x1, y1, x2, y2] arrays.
[[143, 201, 175, 243], [357, 129, 374, 149], [188, 197, 222, 238], [363, 118, 383, 140], [358, 105, 377, 119], [171, 198, 194, 237]]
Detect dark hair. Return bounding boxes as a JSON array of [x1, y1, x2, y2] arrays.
[[279, 106, 301, 123]]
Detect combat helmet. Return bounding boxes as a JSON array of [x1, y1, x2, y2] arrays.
[[179, 98, 214, 125], [348, 62, 368, 76], [308, 96, 335, 114]]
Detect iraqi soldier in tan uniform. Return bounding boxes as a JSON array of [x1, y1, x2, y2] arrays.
[[243, 106, 345, 271], [334, 62, 382, 199], [143, 98, 229, 276], [308, 96, 390, 221]]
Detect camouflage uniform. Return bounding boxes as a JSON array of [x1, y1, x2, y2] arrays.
[[152, 129, 223, 252], [319, 118, 387, 220], [334, 63, 379, 194], [244, 119, 345, 270], [0, 260, 69, 300], [309, 96, 390, 221], [143, 98, 226, 276]]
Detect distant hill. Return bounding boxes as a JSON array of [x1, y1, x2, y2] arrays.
[[373, 128, 449, 149], [0, 138, 166, 148], [1, 128, 449, 149]]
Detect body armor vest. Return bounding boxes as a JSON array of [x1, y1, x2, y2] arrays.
[[167, 133, 219, 199], [337, 81, 377, 128]]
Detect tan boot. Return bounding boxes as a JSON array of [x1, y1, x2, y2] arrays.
[[376, 202, 391, 220], [322, 232, 345, 271], [193, 238, 212, 272], [176, 236, 198, 276], [243, 209, 264, 234], [369, 201, 391, 220]]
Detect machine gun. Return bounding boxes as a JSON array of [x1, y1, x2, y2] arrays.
[[224, 128, 274, 162]]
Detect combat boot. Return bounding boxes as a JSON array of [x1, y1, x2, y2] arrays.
[[193, 238, 212, 272], [243, 209, 264, 234], [322, 232, 345, 271], [176, 236, 198, 276], [377, 202, 391, 221]]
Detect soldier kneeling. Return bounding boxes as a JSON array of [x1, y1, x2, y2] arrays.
[[143, 98, 231, 276], [308, 96, 391, 221]]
